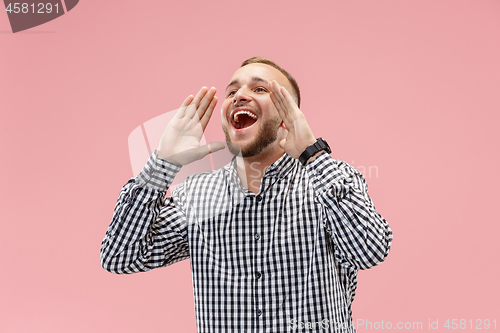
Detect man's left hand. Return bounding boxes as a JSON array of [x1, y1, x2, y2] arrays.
[[269, 80, 317, 159]]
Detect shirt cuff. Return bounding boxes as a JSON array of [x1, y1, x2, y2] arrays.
[[135, 150, 182, 191], [305, 151, 359, 198]]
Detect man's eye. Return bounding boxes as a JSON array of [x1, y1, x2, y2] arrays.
[[255, 87, 267, 93], [227, 91, 236, 97]]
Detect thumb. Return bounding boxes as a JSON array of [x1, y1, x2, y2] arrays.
[[190, 143, 223, 161], [184, 143, 226, 164], [207, 142, 226, 154], [279, 139, 286, 150]]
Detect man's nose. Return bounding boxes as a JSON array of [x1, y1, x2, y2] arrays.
[[233, 88, 252, 104]]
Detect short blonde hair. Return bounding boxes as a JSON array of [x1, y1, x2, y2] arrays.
[[241, 57, 301, 107]]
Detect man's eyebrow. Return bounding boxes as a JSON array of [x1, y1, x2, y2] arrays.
[[225, 77, 269, 90], [250, 76, 268, 84], [226, 80, 239, 90]]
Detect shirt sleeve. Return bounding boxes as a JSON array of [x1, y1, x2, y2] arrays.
[[100, 151, 190, 274], [306, 151, 393, 270]]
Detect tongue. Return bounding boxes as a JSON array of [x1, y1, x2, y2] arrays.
[[235, 114, 257, 129]]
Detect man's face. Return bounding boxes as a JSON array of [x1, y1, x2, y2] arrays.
[[221, 63, 294, 158]]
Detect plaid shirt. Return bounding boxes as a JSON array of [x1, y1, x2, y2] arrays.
[[101, 151, 392, 333]]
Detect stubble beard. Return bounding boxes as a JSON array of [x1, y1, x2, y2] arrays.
[[223, 116, 282, 158]]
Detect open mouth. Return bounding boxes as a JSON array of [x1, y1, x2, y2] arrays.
[[230, 109, 258, 130]]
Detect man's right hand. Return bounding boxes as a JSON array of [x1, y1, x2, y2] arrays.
[[157, 86, 225, 165]]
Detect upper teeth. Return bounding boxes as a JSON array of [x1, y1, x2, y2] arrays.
[[234, 110, 257, 123]]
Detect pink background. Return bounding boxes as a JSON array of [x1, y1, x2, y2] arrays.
[[1, 0, 499, 332]]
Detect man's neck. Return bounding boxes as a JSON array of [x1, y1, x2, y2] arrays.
[[236, 149, 285, 194]]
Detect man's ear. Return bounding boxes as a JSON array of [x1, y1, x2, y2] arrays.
[[280, 121, 287, 129]]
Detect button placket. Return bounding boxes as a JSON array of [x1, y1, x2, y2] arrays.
[[253, 191, 265, 324]]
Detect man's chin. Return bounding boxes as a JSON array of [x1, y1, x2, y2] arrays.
[[226, 141, 242, 156], [222, 119, 280, 158], [226, 140, 275, 158], [225, 139, 258, 158], [226, 141, 256, 158]]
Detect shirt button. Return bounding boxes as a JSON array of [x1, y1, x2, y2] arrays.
[[345, 178, 353, 183], [317, 169, 322, 175], [256, 272, 262, 279], [257, 309, 263, 316], [254, 233, 261, 240], [256, 195, 262, 202]]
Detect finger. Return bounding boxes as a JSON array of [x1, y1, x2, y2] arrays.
[[269, 81, 288, 118], [200, 96, 218, 130], [270, 81, 300, 130], [270, 90, 292, 129], [186, 87, 208, 118], [269, 81, 283, 109], [176, 95, 194, 118], [275, 85, 291, 117], [181, 95, 194, 108], [279, 86, 299, 114], [270, 91, 284, 118], [270, 81, 285, 104], [196, 87, 217, 120], [269, 88, 285, 113]]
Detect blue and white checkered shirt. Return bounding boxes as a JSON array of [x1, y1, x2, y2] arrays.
[[101, 151, 392, 333]]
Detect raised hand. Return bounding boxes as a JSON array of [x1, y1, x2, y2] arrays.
[[157, 87, 225, 165], [269, 81, 317, 159]]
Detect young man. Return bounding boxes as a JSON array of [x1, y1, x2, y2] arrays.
[[101, 57, 393, 332]]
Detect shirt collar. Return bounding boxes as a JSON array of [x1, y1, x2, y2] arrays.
[[263, 153, 296, 179], [229, 152, 297, 184]]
